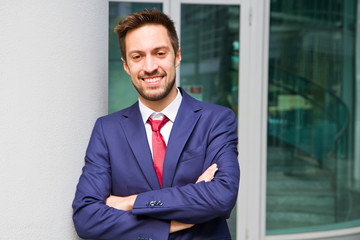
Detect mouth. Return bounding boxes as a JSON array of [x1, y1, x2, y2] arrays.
[[142, 76, 164, 86]]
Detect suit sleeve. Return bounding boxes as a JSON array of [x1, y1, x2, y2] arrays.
[[72, 118, 170, 239], [132, 108, 240, 224]]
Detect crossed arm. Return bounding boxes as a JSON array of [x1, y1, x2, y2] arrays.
[[73, 109, 239, 239], [105, 164, 218, 233]]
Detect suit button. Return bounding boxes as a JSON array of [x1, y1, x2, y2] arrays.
[[146, 200, 163, 207], [146, 200, 156, 207]]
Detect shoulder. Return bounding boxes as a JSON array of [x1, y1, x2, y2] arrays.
[[96, 102, 139, 126], [181, 88, 236, 118], [200, 101, 237, 130]]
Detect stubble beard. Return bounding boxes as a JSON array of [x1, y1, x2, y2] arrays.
[[134, 74, 176, 102]]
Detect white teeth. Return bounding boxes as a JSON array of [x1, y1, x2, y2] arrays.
[[144, 77, 161, 83]]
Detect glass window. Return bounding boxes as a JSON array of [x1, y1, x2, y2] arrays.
[[180, 4, 239, 116], [109, 2, 162, 113], [266, 0, 360, 235], [180, 4, 240, 239]]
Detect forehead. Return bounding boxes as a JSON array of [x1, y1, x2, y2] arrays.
[[125, 24, 172, 53]]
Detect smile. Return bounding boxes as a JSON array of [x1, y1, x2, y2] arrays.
[[143, 76, 163, 84]]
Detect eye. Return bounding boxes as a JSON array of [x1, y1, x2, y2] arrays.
[[131, 54, 142, 61], [157, 51, 167, 57]]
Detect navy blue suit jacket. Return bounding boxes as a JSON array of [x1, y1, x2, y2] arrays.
[[73, 88, 240, 240]]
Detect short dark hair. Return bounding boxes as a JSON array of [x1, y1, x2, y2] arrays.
[[114, 9, 179, 62]]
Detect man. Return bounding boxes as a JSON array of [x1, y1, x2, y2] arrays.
[[73, 9, 239, 240]]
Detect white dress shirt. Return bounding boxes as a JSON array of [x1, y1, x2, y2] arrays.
[[138, 88, 183, 157]]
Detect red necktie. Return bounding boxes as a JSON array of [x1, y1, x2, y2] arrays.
[[147, 116, 169, 188]]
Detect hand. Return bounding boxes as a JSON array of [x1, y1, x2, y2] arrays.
[[196, 163, 218, 183], [170, 220, 194, 233], [106, 164, 217, 230], [106, 195, 137, 211], [169, 164, 218, 233]]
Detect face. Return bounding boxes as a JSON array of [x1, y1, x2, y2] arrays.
[[122, 24, 181, 107]]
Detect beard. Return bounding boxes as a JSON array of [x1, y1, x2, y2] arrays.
[[133, 73, 176, 102]]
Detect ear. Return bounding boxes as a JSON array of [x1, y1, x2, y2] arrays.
[[175, 48, 181, 67], [122, 57, 130, 75]]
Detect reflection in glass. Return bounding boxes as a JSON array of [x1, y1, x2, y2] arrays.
[[180, 4, 239, 239], [267, 0, 360, 235], [109, 2, 162, 113], [180, 4, 239, 116]]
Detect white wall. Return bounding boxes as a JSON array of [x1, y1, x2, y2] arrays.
[[0, 0, 108, 238]]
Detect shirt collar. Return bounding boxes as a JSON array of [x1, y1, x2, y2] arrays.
[[138, 88, 182, 124]]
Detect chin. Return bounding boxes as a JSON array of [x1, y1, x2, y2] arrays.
[[143, 92, 168, 101], [135, 80, 176, 102]]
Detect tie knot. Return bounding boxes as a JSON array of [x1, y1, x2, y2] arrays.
[[147, 116, 169, 132]]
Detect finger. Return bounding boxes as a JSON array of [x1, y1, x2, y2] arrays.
[[196, 163, 218, 183], [210, 163, 218, 173], [210, 163, 217, 169], [208, 164, 218, 176]]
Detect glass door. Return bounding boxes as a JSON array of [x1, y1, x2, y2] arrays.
[[178, 3, 240, 239], [179, 4, 239, 115], [266, 0, 360, 236], [108, 1, 164, 113]]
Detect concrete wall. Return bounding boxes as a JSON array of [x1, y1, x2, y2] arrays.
[[0, 0, 108, 238]]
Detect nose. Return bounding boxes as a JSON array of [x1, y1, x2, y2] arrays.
[[143, 55, 158, 73]]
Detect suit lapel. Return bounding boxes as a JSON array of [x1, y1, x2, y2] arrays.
[[162, 90, 202, 188], [120, 103, 161, 190]]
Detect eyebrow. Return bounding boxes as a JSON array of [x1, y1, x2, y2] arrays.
[[128, 46, 171, 55], [153, 46, 171, 51]]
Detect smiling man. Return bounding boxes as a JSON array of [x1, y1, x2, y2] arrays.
[[73, 9, 240, 240], [123, 24, 179, 111]]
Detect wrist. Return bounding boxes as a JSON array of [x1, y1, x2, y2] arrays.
[[127, 195, 137, 211]]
